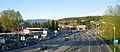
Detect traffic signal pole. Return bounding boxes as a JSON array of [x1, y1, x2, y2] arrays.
[[102, 22, 116, 52], [113, 27, 116, 52]]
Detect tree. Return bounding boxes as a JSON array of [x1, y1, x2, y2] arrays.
[[47, 21, 51, 30], [55, 21, 59, 30], [101, 4, 120, 39], [23, 21, 30, 28], [0, 17, 2, 32], [51, 20, 55, 31], [105, 4, 120, 16], [1, 9, 23, 32]]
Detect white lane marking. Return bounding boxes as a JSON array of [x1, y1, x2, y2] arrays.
[[84, 33, 90, 52], [90, 29, 101, 52], [78, 49, 81, 52], [78, 46, 84, 52], [77, 33, 84, 52], [88, 35, 90, 52], [92, 36, 101, 52]]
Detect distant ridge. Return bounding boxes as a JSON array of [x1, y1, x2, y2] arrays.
[[25, 19, 51, 23]]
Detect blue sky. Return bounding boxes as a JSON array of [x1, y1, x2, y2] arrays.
[[0, 0, 119, 20]]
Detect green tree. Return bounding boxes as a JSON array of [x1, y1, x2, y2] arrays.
[[47, 21, 51, 30], [1, 9, 23, 32], [105, 4, 120, 16], [55, 21, 59, 30], [51, 20, 55, 31], [101, 4, 120, 40], [0, 17, 2, 32], [23, 21, 30, 28]]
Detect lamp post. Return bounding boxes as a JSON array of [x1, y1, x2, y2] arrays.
[[102, 22, 116, 52]]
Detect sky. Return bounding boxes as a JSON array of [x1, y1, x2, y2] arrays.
[[0, 0, 120, 20]]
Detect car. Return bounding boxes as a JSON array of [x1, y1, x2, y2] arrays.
[[26, 37, 38, 46], [19, 41, 27, 48], [64, 37, 69, 41], [64, 34, 68, 37], [4, 40, 21, 50], [38, 45, 47, 51]]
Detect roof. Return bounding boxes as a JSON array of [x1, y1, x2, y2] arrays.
[[0, 33, 17, 35], [26, 28, 48, 30]]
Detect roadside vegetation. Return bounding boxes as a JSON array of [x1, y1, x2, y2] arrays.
[[96, 4, 120, 52]]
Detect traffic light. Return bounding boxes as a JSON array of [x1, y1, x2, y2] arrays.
[[100, 30, 103, 33], [98, 27, 103, 33]]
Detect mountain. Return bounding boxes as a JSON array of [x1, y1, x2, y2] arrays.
[[25, 19, 51, 23]]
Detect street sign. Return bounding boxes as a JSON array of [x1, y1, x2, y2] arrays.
[[43, 30, 47, 34], [58, 28, 60, 30], [54, 30, 57, 33], [54, 30, 57, 36], [113, 39, 118, 44], [23, 29, 29, 34], [34, 35, 38, 39], [21, 36, 25, 41]]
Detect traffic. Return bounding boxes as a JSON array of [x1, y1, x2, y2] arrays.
[[0, 27, 61, 51]]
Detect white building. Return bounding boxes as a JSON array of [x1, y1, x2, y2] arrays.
[[76, 25, 86, 30]]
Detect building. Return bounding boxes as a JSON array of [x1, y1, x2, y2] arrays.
[[76, 25, 86, 30], [23, 28, 48, 40], [24, 28, 48, 34]]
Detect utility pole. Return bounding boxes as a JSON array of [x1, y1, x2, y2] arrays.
[[102, 22, 116, 52]]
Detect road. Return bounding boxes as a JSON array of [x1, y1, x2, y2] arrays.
[[4, 30, 79, 52], [67, 29, 112, 52], [4, 29, 112, 52]]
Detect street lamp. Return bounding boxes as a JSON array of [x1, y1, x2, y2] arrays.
[[102, 22, 116, 52]]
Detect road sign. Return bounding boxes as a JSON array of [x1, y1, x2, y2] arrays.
[[21, 36, 25, 41], [54, 30, 57, 33], [43, 30, 47, 34], [113, 39, 118, 45]]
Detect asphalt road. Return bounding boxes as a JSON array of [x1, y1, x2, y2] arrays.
[[68, 29, 112, 52], [3, 29, 112, 52]]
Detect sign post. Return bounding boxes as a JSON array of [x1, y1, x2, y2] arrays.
[[42, 30, 47, 40], [113, 39, 118, 45], [113, 39, 118, 52], [54, 30, 57, 36]]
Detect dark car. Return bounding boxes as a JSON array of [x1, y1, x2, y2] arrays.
[[19, 41, 27, 48], [64, 37, 69, 41], [38, 45, 47, 51], [4, 40, 21, 50], [26, 37, 38, 46]]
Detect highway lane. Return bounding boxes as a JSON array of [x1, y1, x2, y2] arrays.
[[40, 31, 78, 52], [36, 30, 81, 52], [67, 29, 112, 52], [77, 29, 112, 52]]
